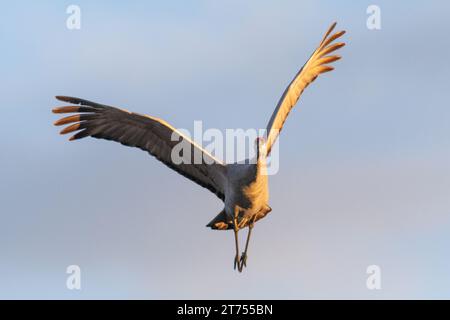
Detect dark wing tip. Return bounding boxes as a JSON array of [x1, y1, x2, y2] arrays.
[[52, 106, 70, 114], [328, 22, 337, 35], [334, 30, 346, 38], [320, 22, 340, 47], [321, 66, 335, 73], [55, 96, 92, 105], [55, 96, 108, 109], [52, 106, 81, 114], [55, 96, 78, 103], [59, 123, 81, 135]]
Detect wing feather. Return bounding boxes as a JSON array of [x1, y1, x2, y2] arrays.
[[265, 22, 346, 154], [52, 96, 227, 200]]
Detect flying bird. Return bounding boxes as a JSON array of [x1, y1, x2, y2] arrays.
[[52, 22, 345, 272]]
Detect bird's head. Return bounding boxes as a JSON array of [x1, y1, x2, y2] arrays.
[[255, 136, 267, 159]]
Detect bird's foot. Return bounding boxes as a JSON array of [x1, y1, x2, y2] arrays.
[[240, 252, 248, 268], [234, 254, 240, 271]]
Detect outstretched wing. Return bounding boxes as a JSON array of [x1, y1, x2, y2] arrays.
[[265, 22, 346, 155], [52, 96, 227, 200]]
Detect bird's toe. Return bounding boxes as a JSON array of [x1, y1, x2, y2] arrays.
[[234, 254, 240, 270], [240, 253, 248, 268]]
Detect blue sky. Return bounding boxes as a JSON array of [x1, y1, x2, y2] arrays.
[[1, 1, 450, 299]]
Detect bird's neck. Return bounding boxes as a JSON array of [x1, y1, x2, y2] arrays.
[[256, 154, 268, 177]]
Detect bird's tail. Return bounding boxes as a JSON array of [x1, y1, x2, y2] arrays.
[[206, 209, 232, 230]]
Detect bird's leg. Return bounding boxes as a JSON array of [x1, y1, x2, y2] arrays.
[[233, 224, 241, 272], [240, 217, 256, 268], [233, 207, 244, 272]]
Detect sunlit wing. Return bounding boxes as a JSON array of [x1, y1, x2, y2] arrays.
[[265, 22, 346, 155], [52, 96, 227, 200]]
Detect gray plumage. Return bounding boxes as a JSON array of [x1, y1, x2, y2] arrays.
[[52, 22, 345, 272]]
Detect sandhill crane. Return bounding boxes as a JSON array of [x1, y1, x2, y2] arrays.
[[52, 22, 345, 272]]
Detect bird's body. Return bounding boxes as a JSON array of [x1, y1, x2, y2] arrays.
[[52, 22, 346, 272], [219, 157, 271, 230]]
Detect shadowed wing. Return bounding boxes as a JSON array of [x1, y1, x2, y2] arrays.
[[52, 96, 227, 200], [265, 22, 346, 155]]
